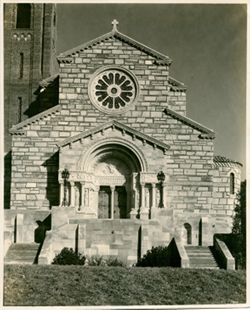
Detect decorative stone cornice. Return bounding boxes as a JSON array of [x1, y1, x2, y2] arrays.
[[168, 77, 187, 92], [163, 107, 215, 139], [59, 120, 170, 153], [10, 105, 62, 134], [12, 32, 32, 41], [57, 29, 172, 65], [213, 155, 242, 167]]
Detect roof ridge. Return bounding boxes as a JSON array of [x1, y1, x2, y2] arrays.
[[163, 107, 215, 139], [57, 29, 172, 65], [10, 105, 62, 134]]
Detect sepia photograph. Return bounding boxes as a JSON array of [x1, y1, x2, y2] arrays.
[[2, 1, 247, 307]]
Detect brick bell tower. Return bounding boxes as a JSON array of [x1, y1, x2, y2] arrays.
[[4, 3, 57, 151]]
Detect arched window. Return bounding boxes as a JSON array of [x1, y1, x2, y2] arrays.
[[230, 172, 235, 194], [184, 223, 192, 245], [16, 4, 31, 29]]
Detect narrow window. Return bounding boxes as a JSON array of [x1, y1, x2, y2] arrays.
[[18, 97, 22, 123], [16, 4, 31, 29], [230, 173, 235, 194], [53, 12, 56, 26], [19, 53, 24, 79]]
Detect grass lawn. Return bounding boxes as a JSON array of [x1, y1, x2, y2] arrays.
[[4, 265, 246, 306]]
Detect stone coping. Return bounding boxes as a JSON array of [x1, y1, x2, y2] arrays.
[[214, 238, 235, 270], [57, 29, 172, 65], [58, 120, 170, 153], [163, 107, 215, 139]]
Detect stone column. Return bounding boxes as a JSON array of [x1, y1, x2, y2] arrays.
[[110, 186, 115, 219], [59, 182, 64, 206], [151, 183, 156, 209], [140, 183, 149, 220], [141, 182, 145, 209], [126, 189, 131, 218], [79, 182, 85, 210], [70, 181, 75, 207], [150, 183, 156, 218], [162, 181, 166, 208], [85, 188, 89, 208], [130, 189, 138, 219]]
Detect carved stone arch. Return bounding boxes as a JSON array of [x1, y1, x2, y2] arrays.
[[77, 138, 148, 173]]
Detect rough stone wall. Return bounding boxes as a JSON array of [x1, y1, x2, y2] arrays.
[[10, 36, 215, 216], [211, 163, 241, 233], [168, 90, 186, 116]]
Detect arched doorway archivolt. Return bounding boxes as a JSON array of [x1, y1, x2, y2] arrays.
[[77, 138, 147, 173], [76, 138, 148, 219]]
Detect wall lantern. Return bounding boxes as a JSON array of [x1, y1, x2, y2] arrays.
[[61, 168, 70, 207], [157, 171, 165, 208], [157, 171, 165, 183]]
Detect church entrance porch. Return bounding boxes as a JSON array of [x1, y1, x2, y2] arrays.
[[58, 139, 167, 219]]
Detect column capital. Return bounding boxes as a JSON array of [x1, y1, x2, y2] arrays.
[[151, 183, 156, 188], [110, 185, 116, 192], [140, 182, 146, 187]]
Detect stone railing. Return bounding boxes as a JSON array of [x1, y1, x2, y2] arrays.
[[166, 238, 189, 268], [38, 232, 54, 264], [214, 238, 235, 270]]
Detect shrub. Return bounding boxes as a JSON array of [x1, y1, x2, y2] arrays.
[[85, 255, 126, 267], [86, 255, 106, 266], [136, 246, 169, 267], [52, 247, 86, 265], [105, 257, 126, 267]]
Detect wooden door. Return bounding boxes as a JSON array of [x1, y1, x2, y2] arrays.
[[98, 186, 111, 219], [114, 186, 127, 219]]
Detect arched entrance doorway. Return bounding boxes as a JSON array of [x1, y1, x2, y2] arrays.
[[82, 142, 144, 219]]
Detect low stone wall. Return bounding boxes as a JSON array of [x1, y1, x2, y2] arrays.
[[4, 210, 51, 250], [214, 238, 235, 270], [166, 238, 189, 268]]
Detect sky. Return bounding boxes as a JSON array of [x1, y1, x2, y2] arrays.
[[56, 3, 246, 178]]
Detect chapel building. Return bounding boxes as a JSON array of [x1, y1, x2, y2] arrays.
[[4, 9, 242, 267]]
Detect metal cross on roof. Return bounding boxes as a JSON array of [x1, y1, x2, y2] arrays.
[[112, 19, 119, 31]]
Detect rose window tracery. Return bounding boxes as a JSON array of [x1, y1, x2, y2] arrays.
[[89, 68, 138, 114]]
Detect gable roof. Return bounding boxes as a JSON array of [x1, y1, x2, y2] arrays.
[[9, 105, 62, 134], [57, 29, 172, 65], [59, 120, 170, 153], [163, 107, 215, 139], [214, 155, 242, 167]]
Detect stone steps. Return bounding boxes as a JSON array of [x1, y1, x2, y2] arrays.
[[185, 246, 219, 269], [5, 243, 40, 265]]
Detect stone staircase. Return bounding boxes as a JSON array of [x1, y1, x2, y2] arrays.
[[185, 246, 219, 269], [4, 243, 40, 264]]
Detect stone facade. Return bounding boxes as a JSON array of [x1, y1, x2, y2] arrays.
[[5, 20, 242, 265]]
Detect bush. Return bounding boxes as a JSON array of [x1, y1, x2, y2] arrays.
[[105, 257, 126, 267], [136, 246, 169, 267], [86, 255, 106, 266], [85, 255, 126, 267], [52, 247, 86, 265]]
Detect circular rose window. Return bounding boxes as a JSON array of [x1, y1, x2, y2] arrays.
[[89, 67, 139, 114]]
